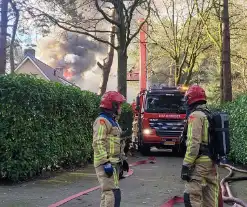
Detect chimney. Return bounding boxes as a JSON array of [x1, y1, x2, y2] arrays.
[[55, 67, 63, 72], [24, 48, 35, 57], [54, 67, 63, 76]]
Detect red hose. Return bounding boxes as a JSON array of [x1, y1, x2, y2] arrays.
[[219, 163, 247, 207], [48, 158, 247, 207], [48, 157, 156, 207]]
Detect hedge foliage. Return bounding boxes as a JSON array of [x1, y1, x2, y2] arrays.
[[211, 95, 247, 165], [118, 103, 133, 136], [0, 74, 133, 181]]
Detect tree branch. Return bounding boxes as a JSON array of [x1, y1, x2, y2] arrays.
[[195, 0, 221, 50], [126, 0, 151, 48], [95, 0, 120, 26], [125, 0, 139, 45], [27, 7, 118, 49]]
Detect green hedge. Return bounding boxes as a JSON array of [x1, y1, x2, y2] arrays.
[[0, 74, 133, 181], [118, 103, 133, 136], [211, 95, 247, 165]]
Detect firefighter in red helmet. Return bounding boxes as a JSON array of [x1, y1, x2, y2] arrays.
[[181, 85, 222, 207], [92, 91, 129, 207]]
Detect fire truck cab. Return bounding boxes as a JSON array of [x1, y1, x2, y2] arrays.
[[135, 85, 187, 155], [129, 19, 188, 156]]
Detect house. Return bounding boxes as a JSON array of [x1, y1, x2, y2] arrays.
[[14, 48, 78, 87]]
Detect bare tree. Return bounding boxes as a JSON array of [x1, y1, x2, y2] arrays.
[[22, 0, 152, 97], [149, 0, 212, 86], [9, 0, 19, 73], [195, 0, 233, 102], [0, 0, 9, 74], [222, 0, 232, 101], [97, 8, 116, 95], [195, 0, 224, 102]]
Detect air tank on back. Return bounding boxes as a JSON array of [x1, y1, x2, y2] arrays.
[[214, 112, 230, 158]]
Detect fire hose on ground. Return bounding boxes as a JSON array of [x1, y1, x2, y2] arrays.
[[48, 157, 247, 207], [161, 162, 247, 207], [219, 163, 247, 207]]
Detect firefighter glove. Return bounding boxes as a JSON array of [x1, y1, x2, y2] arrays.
[[181, 165, 192, 182], [103, 162, 114, 177], [122, 160, 129, 172]]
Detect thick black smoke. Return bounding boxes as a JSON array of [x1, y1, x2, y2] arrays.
[[37, 31, 107, 80]]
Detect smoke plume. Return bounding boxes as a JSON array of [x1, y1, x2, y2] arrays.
[[37, 31, 107, 79], [36, 30, 138, 102]]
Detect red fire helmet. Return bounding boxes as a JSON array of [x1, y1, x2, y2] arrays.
[[100, 91, 126, 110], [185, 85, 206, 105]]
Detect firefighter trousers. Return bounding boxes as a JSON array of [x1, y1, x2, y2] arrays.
[[184, 162, 221, 207], [95, 163, 121, 207]]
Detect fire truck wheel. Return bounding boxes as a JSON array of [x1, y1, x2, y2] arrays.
[[140, 144, 150, 156]]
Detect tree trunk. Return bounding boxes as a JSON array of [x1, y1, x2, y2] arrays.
[[117, 29, 127, 96], [175, 59, 180, 86], [9, 0, 19, 73], [219, 52, 224, 103], [218, 0, 224, 103], [98, 62, 111, 95], [97, 9, 116, 96], [222, 0, 232, 102], [0, 0, 9, 74], [115, 1, 127, 97], [168, 66, 173, 86], [117, 49, 127, 97], [184, 59, 196, 85]]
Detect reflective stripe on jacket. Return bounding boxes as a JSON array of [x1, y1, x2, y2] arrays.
[[92, 113, 125, 167], [184, 105, 211, 164]]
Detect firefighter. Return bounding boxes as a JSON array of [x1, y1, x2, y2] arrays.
[[92, 91, 129, 207], [131, 99, 138, 151], [131, 116, 138, 149], [181, 85, 222, 207]]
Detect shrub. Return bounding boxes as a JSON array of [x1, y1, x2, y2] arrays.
[[210, 94, 247, 165], [0, 74, 133, 181], [119, 103, 133, 136]]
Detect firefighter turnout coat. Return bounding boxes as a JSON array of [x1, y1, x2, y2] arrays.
[[184, 104, 212, 164], [92, 112, 126, 207], [92, 113, 126, 168], [183, 104, 221, 207]]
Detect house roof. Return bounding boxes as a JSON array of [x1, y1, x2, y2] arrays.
[[15, 55, 78, 87]]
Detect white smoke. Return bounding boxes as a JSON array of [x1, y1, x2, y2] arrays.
[[37, 30, 107, 76], [64, 54, 80, 64], [36, 30, 138, 103], [75, 52, 139, 103]]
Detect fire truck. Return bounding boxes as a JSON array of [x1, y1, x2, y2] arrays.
[[135, 85, 188, 155], [130, 19, 188, 156]]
